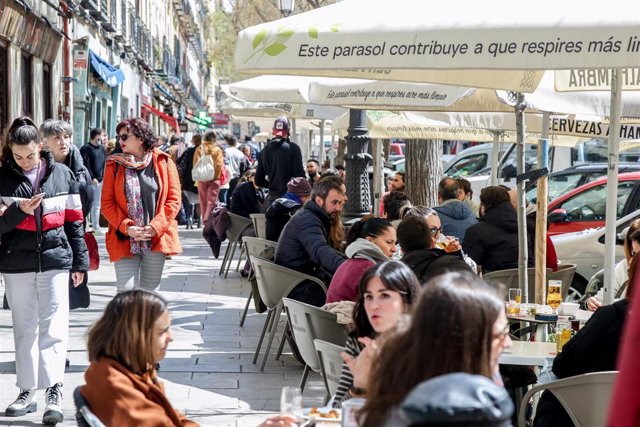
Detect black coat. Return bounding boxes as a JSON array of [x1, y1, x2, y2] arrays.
[[0, 150, 89, 273], [177, 146, 197, 193], [255, 137, 305, 197], [274, 200, 345, 278], [401, 248, 472, 285], [462, 201, 534, 273], [230, 182, 263, 218], [533, 299, 628, 427], [64, 145, 94, 218], [265, 195, 303, 242]]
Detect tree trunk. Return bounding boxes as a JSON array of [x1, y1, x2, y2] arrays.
[[405, 139, 443, 207]]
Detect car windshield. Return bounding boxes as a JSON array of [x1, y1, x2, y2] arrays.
[[526, 173, 584, 203], [445, 153, 488, 177]]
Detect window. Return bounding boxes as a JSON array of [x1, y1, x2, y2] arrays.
[[559, 181, 636, 222], [21, 53, 32, 117], [526, 173, 584, 204], [42, 63, 52, 120], [445, 153, 488, 177], [0, 45, 8, 130]]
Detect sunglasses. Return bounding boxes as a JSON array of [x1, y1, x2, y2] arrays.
[[119, 133, 133, 141], [429, 226, 442, 237]]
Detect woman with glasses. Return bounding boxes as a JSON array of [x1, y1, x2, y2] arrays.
[[357, 271, 512, 427], [102, 118, 182, 292]]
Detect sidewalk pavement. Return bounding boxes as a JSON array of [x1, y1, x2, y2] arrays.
[[0, 229, 325, 426]]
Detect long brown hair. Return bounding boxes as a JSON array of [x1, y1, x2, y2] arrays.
[[87, 290, 168, 375], [624, 220, 640, 262], [359, 272, 505, 427]]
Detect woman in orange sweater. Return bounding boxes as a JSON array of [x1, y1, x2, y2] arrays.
[[101, 118, 182, 292], [82, 289, 198, 427]]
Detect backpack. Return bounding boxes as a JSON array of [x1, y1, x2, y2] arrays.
[[191, 145, 215, 182]]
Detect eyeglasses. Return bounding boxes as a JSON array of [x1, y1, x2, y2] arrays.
[[493, 326, 511, 342], [119, 133, 130, 141], [429, 226, 442, 237]]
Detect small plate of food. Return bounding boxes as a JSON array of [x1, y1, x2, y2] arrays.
[[302, 406, 342, 422]]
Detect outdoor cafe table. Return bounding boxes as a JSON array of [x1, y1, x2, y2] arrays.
[[499, 341, 557, 368]]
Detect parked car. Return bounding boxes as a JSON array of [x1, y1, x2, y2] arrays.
[[525, 163, 640, 204], [443, 142, 574, 197], [547, 172, 640, 236], [552, 209, 638, 301]]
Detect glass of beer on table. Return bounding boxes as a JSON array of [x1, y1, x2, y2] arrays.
[[507, 288, 522, 316], [547, 280, 563, 315]]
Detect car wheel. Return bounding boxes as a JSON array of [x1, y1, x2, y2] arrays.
[[565, 276, 588, 303]]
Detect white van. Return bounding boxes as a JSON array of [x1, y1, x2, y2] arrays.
[[444, 142, 575, 197]]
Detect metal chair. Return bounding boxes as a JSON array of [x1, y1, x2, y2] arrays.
[[548, 263, 578, 300], [73, 386, 106, 427], [282, 298, 347, 397], [314, 339, 346, 400], [483, 267, 552, 304], [219, 212, 253, 278], [250, 213, 267, 239], [239, 236, 276, 327], [518, 371, 618, 427], [251, 256, 327, 372]]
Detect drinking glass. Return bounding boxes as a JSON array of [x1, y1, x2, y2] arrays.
[[547, 281, 563, 314], [507, 288, 522, 316], [280, 386, 303, 419]]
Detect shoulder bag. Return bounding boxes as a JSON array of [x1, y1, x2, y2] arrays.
[[192, 145, 216, 182]]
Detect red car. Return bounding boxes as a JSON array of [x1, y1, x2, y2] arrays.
[[547, 172, 640, 236]]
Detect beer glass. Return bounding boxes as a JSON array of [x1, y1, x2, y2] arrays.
[[507, 288, 522, 316], [547, 281, 563, 314], [280, 386, 303, 419]]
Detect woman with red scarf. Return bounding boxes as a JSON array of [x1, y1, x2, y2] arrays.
[[102, 118, 182, 292]]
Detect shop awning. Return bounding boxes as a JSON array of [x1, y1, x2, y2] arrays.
[[89, 50, 125, 87], [142, 103, 180, 134]]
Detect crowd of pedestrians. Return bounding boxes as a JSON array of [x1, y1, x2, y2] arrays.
[[0, 111, 637, 427]]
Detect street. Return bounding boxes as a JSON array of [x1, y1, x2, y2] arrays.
[[0, 229, 325, 426]]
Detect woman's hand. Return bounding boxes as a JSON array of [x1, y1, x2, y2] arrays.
[[18, 193, 45, 215], [444, 237, 462, 253], [0, 204, 7, 217], [141, 225, 157, 239], [71, 272, 85, 287], [586, 296, 603, 312], [341, 337, 379, 390]]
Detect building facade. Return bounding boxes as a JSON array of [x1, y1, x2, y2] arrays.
[[0, 0, 213, 146]]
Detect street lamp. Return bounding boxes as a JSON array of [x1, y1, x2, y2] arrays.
[[277, 0, 295, 16]]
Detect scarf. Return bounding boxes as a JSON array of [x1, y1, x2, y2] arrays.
[[108, 153, 153, 255]]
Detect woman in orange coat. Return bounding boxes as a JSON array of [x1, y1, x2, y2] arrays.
[[81, 289, 198, 427], [101, 118, 181, 292]]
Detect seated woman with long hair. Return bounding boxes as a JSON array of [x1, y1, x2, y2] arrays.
[[81, 290, 198, 426], [358, 271, 512, 427], [326, 217, 398, 303], [333, 260, 420, 406]]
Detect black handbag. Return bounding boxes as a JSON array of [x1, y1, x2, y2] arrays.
[[69, 273, 90, 310]]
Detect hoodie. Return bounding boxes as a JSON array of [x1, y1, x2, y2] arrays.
[[326, 238, 389, 303], [434, 199, 477, 242], [462, 201, 534, 273], [255, 137, 305, 196], [401, 248, 471, 285]]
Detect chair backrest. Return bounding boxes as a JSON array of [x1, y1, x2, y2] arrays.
[[305, 304, 348, 347], [519, 371, 617, 427], [251, 256, 327, 309], [483, 267, 552, 304], [226, 212, 253, 242], [283, 298, 323, 373], [73, 386, 106, 427], [314, 339, 346, 396], [250, 213, 267, 239], [243, 236, 276, 259], [548, 264, 578, 300]]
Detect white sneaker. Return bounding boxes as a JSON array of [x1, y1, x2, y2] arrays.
[[5, 388, 36, 416], [42, 383, 63, 425]]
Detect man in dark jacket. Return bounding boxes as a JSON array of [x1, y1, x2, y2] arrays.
[[265, 177, 312, 242], [434, 177, 477, 242], [80, 128, 106, 234], [462, 186, 534, 273], [230, 170, 264, 218], [275, 177, 347, 306], [255, 116, 305, 211], [397, 215, 471, 284]]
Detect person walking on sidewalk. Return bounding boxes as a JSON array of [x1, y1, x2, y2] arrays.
[[193, 130, 224, 223], [80, 128, 107, 234], [102, 118, 182, 292], [82, 290, 199, 426], [256, 116, 305, 211], [0, 117, 88, 425]]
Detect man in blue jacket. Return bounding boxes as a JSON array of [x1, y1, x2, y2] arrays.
[[434, 177, 477, 242], [275, 176, 346, 306]]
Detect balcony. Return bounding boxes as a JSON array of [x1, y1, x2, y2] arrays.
[[100, 0, 117, 32], [89, 0, 109, 22], [114, 0, 127, 41], [80, 0, 100, 12], [123, 2, 138, 54]]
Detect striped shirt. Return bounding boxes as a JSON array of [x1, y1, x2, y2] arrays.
[[332, 336, 363, 408]]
